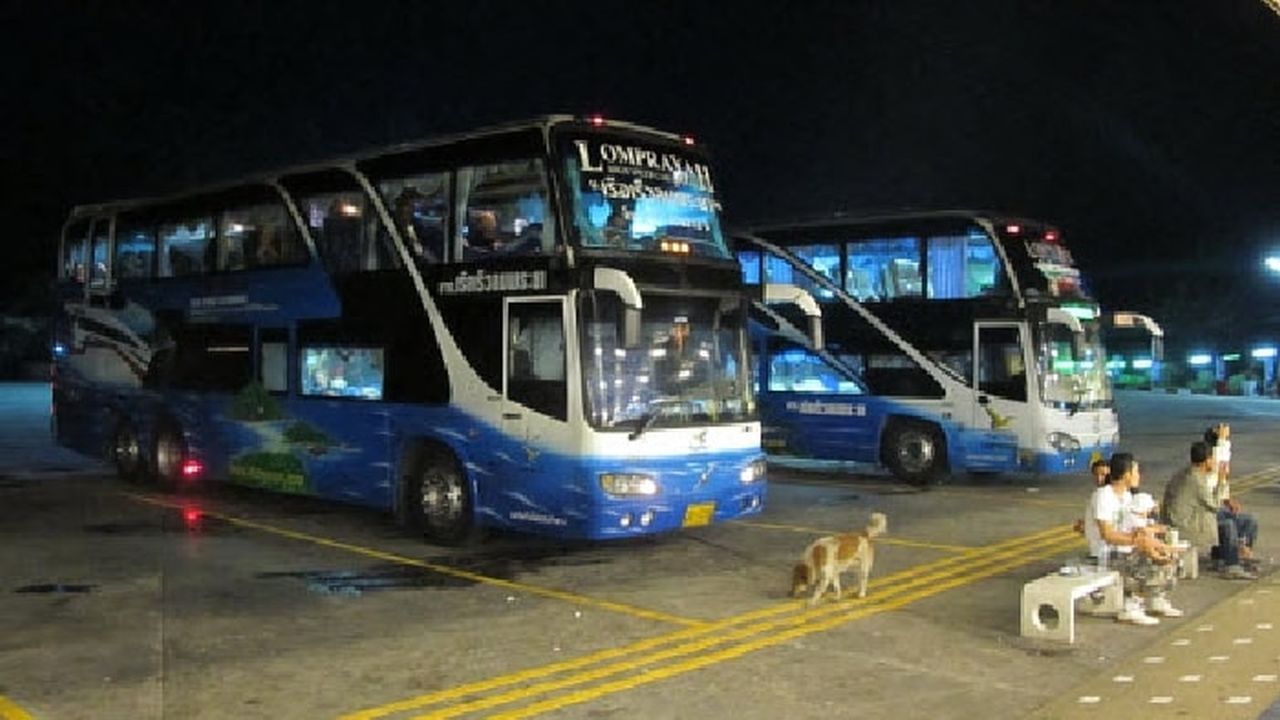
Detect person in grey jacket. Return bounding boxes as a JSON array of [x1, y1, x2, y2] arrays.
[[1161, 441, 1221, 551], [1161, 441, 1255, 579]]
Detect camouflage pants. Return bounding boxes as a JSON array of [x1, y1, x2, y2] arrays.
[[1116, 550, 1176, 599]]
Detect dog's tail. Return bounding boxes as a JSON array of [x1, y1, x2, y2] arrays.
[[865, 512, 888, 538], [791, 561, 812, 598]]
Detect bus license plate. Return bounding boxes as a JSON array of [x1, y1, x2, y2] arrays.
[[682, 502, 715, 527]]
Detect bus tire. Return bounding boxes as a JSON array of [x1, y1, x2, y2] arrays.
[[882, 420, 946, 486], [404, 443, 479, 546], [152, 420, 187, 491], [111, 419, 144, 483]]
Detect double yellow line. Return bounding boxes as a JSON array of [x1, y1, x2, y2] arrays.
[[345, 523, 1084, 720]]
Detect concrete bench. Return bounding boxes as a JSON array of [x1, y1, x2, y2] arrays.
[[1173, 541, 1198, 579], [1020, 568, 1122, 644]]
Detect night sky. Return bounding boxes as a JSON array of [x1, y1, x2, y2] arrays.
[[4, 1, 1279, 345]]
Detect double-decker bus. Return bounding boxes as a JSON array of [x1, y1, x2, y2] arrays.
[[734, 210, 1118, 483], [1103, 311, 1164, 389], [52, 115, 764, 543]]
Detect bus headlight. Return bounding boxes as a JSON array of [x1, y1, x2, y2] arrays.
[[600, 473, 659, 496], [740, 458, 768, 483], [1047, 432, 1081, 453]]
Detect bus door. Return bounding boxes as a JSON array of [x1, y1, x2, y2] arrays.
[[503, 298, 570, 464], [972, 322, 1030, 442]]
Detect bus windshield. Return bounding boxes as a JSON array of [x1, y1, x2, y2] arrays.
[[1037, 316, 1113, 409], [560, 134, 730, 258], [581, 292, 754, 430]]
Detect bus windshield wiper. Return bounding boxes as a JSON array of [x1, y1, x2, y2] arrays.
[[628, 398, 682, 441], [628, 411, 662, 441]]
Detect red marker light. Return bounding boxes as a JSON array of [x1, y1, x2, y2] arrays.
[[183, 508, 201, 524], [1044, 230, 1059, 242], [588, 115, 605, 127], [181, 459, 203, 479], [683, 135, 695, 146], [1005, 224, 1021, 235]]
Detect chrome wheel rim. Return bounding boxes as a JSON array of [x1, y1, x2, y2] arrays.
[[115, 428, 140, 474], [420, 468, 464, 528], [895, 430, 936, 475], [155, 432, 183, 480]]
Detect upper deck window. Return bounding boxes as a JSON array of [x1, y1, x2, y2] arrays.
[[925, 231, 1002, 299], [561, 135, 729, 259], [114, 216, 155, 280], [159, 217, 215, 277], [456, 159, 552, 260], [217, 203, 306, 271], [765, 244, 840, 298], [379, 173, 449, 264], [845, 237, 921, 301], [61, 219, 90, 283], [298, 192, 398, 274]]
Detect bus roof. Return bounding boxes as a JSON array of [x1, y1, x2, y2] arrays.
[[734, 208, 1057, 235], [66, 114, 686, 220]]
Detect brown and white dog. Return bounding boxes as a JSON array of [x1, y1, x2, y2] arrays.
[[791, 512, 887, 605]]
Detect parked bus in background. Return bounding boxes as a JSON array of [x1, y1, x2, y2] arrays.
[[1103, 311, 1164, 389], [52, 115, 764, 543], [734, 210, 1118, 484]]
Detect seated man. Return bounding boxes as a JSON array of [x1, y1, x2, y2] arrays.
[[1086, 452, 1182, 625], [1161, 441, 1222, 562]]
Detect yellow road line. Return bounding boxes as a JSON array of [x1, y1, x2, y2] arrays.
[[453, 533, 1087, 720], [0, 695, 34, 720], [123, 493, 704, 629], [733, 520, 975, 552], [343, 523, 1074, 720]]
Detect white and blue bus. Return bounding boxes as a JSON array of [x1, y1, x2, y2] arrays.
[[53, 116, 765, 543], [735, 211, 1118, 484]]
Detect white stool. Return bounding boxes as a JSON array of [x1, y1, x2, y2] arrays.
[[1173, 541, 1198, 579], [1021, 568, 1122, 644]]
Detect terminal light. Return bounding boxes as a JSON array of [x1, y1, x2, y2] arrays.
[[1188, 353, 1213, 367], [1252, 347, 1277, 359], [1266, 256, 1280, 273], [1132, 358, 1154, 370], [1222, 353, 1242, 362]]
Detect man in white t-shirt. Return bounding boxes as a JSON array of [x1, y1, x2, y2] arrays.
[[1089, 453, 1182, 625]]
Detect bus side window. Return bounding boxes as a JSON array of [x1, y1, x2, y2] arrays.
[[220, 203, 305, 271], [507, 301, 566, 420], [977, 326, 1026, 401], [456, 159, 552, 259], [114, 215, 156, 280], [61, 219, 90, 283], [158, 217, 215, 277], [378, 174, 449, 264]]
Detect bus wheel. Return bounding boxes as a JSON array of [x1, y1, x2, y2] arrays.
[[882, 420, 945, 486], [152, 421, 187, 490], [406, 445, 478, 545], [111, 420, 144, 483]]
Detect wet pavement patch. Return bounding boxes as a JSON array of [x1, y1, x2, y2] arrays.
[[14, 583, 96, 594], [257, 565, 474, 595], [257, 546, 614, 596]]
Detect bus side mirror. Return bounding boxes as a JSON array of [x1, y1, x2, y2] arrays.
[[594, 267, 644, 349]]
